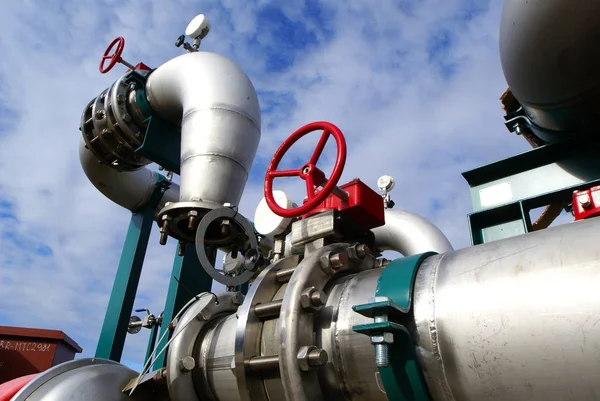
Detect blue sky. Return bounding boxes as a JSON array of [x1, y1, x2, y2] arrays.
[[0, 0, 533, 371]]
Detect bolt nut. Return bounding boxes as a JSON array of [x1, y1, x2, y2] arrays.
[[347, 243, 371, 260], [330, 251, 347, 269], [197, 307, 212, 321], [187, 210, 199, 217], [178, 356, 196, 372], [580, 198, 592, 209], [320, 251, 348, 274], [95, 110, 105, 119], [123, 113, 131, 122], [297, 346, 328, 371], [231, 292, 245, 306], [117, 93, 126, 103], [370, 332, 394, 345], [300, 287, 327, 312]]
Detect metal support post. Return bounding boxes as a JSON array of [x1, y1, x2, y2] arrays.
[[95, 179, 169, 361], [152, 245, 215, 370], [144, 322, 159, 365]]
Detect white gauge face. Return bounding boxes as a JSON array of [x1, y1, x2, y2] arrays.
[[377, 175, 395, 192], [253, 190, 296, 237], [185, 14, 209, 39]]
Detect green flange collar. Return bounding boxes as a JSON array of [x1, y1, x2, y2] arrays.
[[352, 252, 436, 401]]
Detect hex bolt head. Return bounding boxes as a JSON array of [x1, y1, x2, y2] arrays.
[[300, 287, 327, 312], [123, 113, 132, 122], [356, 244, 370, 258], [117, 93, 126, 103], [580, 198, 592, 209], [178, 356, 195, 372], [329, 252, 347, 270], [95, 110, 105, 119], [231, 292, 245, 306]]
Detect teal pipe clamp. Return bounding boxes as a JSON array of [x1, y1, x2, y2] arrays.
[[352, 252, 436, 401]]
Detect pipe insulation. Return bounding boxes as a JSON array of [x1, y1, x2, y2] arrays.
[[79, 138, 178, 213], [145, 51, 261, 207], [500, 0, 600, 138], [372, 209, 454, 255]]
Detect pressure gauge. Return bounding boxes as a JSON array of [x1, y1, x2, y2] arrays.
[[185, 14, 211, 40], [377, 175, 395, 193], [253, 191, 296, 237]]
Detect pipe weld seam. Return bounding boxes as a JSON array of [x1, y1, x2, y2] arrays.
[[181, 152, 250, 175], [182, 104, 260, 129]]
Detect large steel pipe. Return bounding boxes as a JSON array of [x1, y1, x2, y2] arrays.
[[79, 138, 178, 213], [500, 0, 600, 140], [372, 209, 453, 256], [145, 52, 261, 208], [412, 217, 600, 401]]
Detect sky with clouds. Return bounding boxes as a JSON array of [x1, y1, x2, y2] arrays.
[[0, 0, 544, 371]]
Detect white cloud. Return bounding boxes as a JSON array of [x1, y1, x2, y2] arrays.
[[0, 0, 537, 372]]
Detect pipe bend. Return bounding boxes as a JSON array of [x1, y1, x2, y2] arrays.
[[372, 209, 453, 256], [145, 51, 261, 205], [79, 138, 179, 215]]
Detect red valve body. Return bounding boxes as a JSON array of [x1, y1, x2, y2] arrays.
[[303, 179, 385, 229], [572, 186, 600, 220]]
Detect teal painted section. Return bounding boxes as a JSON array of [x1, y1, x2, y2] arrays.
[[352, 252, 436, 401], [136, 115, 181, 174], [152, 245, 215, 370], [95, 178, 170, 362], [462, 137, 600, 245], [376, 253, 436, 310], [376, 252, 435, 401]]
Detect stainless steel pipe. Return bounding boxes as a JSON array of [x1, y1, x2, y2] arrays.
[[372, 209, 454, 256], [413, 217, 600, 401], [145, 52, 261, 208], [78, 137, 178, 213]]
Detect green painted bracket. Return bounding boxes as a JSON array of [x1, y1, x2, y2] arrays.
[[136, 115, 181, 175], [95, 177, 171, 362], [353, 299, 407, 319], [352, 252, 436, 401]]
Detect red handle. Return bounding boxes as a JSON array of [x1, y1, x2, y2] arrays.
[[264, 121, 347, 218], [99, 37, 125, 74]]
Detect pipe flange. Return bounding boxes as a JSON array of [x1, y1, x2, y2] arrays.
[[166, 292, 241, 401], [156, 200, 222, 243], [80, 74, 150, 171], [234, 255, 300, 401], [195, 207, 260, 287], [278, 243, 369, 401]]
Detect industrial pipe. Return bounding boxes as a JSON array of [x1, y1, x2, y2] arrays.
[[78, 138, 178, 214], [499, 0, 600, 140], [371, 209, 454, 255], [145, 51, 261, 208], [412, 217, 600, 401]]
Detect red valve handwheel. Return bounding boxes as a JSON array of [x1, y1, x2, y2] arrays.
[[99, 37, 125, 74], [264, 121, 347, 218]]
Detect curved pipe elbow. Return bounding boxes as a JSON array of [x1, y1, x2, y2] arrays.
[[145, 51, 261, 207], [500, 0, 600, 137], [372, 209, 453, 256], [79, 138, 179, 215]]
